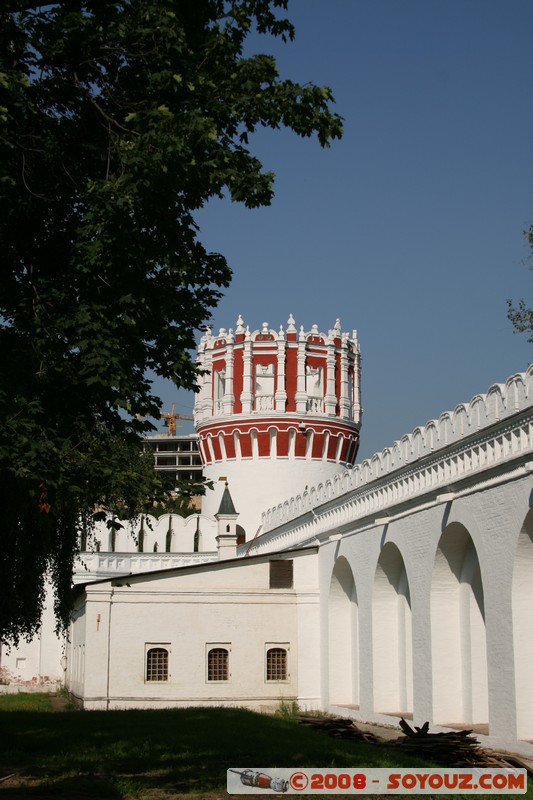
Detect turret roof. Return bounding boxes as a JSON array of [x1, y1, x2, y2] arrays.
[[217, 483, 238, 516]]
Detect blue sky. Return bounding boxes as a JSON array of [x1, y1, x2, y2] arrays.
[[152, 0, 532, 462]]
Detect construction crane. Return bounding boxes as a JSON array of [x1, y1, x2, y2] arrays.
[[161, 403, 193, 436]]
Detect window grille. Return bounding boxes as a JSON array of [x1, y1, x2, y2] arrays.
[[266, 647, 287, 681], [146, 647, 169, 681], [269, 560, 293, 588], [208, 647, 229, 681]]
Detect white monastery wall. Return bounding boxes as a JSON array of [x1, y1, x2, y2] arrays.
[[1, 513, 219, 687], [68, 550, 317, 712], [0, 581, 63, 689], [89, 513, 218, 555], [243, 365, 533, 754], [260, 367, 533, 533]]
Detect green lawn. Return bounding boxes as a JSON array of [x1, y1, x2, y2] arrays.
[[0, 694, 529, 800]]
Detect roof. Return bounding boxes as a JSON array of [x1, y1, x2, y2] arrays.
[[71, 544, 318, 596], [217, 483, 238, 515]]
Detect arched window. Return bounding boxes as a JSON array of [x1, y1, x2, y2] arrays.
[[266, 647, 288, 681], [138, 516, 145, 553], [207, 647, 229, 681], [146, 647, 169, 681], [165, 521, 173, 552], [193, 517, 201, 553]]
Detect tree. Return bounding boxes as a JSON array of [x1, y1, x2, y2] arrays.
[[507, 224, 533, 342], [0, 0, 343, 643]]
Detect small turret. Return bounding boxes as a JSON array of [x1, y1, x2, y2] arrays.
[[215, 482, 239, 560]]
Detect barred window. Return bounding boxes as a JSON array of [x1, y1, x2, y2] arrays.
[[208, 647, 229, 681], [266, 647, 288, 681], [146, 647, 169, 681], [269, 559, 293, 588]]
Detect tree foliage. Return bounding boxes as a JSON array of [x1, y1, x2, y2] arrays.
[[507, 224, 533, 342], [0, 0, 343, 643]]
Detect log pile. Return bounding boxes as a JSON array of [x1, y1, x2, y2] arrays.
[[392, 718, 493, 766], [394, 719, 533, 775], [295, 715, 532, 775]]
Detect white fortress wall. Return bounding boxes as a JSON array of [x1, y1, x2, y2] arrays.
[[257, 365, 533, 541], [247, 365, 533, 753]]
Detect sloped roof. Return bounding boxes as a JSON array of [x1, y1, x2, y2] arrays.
[[217, 483, 238, 515]]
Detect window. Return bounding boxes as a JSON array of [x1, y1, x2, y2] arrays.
[[207, 647, 229, 681], [266, 647, 288, 681], [214, 369, 226, 414], [156, 456, 178, 466], [255, 363, 275, 411], [269, 559, 293, 589], [306, 366, 323, 412], [146, 647, 169, 681]]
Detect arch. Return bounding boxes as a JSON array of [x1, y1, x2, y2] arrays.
[[371, 452, 382, 475], [425, 421, 438, 452], [438, 412, 452, 445], [412, 428, 424, 459], [165, 516, 173, 552], [360, 460, 372, 485], [305, 429, 314, 459], [400, 435, 412, 462], [207, 647, 229, 681], [390, 441, 401, 466], [469, 396, 485, 431], [146, 647, 169, 682], [266, 647, 288, 681], [288, 427, 296, 459], [372, 542, 413, 715], [486, 385, 505, 423], [526, 364, 533, 398], [268, 426, 277, 458], [512, 509, 533, 739], [431, 523, 488, 726], [250, 428, 259, 458], [322, 430, 330, 461], [506, 373, 527, 412], [381, 448, 392, 473], [328, 556, 358, 705], [218, 430, 226, 460], [236, 524, 246, 546], [452, 404, 469, 439], [137, 516, 145, 552]]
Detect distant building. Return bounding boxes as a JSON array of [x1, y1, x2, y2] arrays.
[[143, 432, 202, 485]]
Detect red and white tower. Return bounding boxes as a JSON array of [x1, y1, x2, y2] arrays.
[[194, 315, 362, 538]]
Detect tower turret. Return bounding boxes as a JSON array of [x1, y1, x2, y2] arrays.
[[194, 315, 362, 537]]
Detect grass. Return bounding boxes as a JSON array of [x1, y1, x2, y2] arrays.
[[0, 692, 54, 713], [0, 693, 530, 799]]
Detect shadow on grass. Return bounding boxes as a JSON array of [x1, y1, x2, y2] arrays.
[[0, 706, 417, 798], [2, 706, 529, 800]]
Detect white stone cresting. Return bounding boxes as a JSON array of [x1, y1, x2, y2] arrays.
[[258, 366, 533, 537]]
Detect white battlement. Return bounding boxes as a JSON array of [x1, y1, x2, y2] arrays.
[[260, 365, 533, 534]]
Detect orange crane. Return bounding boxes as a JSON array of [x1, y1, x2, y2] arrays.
[[161, 403, 193, 436]]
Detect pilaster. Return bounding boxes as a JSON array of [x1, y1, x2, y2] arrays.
[[275, 326, 287, 412], [222, 330, 235, 416]]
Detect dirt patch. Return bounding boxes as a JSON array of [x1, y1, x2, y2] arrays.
[[48, 692, 70, 712]]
